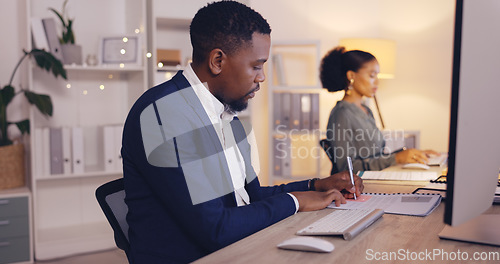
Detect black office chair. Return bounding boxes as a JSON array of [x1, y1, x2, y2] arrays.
[[95, 178, 132, 263], [319, 139, 339, 174]]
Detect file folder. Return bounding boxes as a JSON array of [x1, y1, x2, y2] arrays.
[[72, 127, 84, 174], [103, 126, 115, 172], [273, 93, 282, 130], [42, 127, 51, 177], [34, 128, 45, 179], [281, 93, 291, 130], [300, 94, 311, 130], [49, 127, 64, 175], [62, 127, 72, 174], [290, 93, 301, 130], [310, 93, 320, 130]]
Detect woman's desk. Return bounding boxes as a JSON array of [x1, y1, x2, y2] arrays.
[[194, 183, 500, 264]]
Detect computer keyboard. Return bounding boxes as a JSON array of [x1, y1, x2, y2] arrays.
[[427, 154, 448, 166], [296, 208, 384, 240]]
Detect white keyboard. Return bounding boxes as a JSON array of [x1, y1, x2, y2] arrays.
[[296, 209, 384, 240], [427, 154, 448, 166]]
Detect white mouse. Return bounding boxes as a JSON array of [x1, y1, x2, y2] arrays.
[[402, 163, 430, 170], [277, 236, 334, 253]]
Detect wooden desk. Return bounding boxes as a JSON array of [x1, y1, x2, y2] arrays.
[[194, 183, 500, 264]]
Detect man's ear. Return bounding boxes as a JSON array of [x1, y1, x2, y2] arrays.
[[208, 48, 225, 75]]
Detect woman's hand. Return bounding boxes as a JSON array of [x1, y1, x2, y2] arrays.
[[395, 148, 438, 164]]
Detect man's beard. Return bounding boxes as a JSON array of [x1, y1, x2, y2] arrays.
[[216, 86, 258, 114]]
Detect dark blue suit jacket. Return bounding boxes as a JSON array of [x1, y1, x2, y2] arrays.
[[122, 71, 309, 263]]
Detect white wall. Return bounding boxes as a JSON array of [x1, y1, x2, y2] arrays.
[[249, 0, 455, 182], [2, 0, 456, 182], [1, 0, 29, 140]]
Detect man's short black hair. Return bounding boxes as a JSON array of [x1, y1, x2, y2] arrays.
[[190, 1, 271, 63]]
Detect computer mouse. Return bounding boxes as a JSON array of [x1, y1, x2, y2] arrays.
[[277, 236, 334, 253], [402, 163, 430, 170]]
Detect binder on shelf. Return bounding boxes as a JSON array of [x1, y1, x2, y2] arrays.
[[310, 93, 320, 130], [273, 93, 282, 130], [103, 126, 115, 172], [281, 93, 291, 130], [34, 128, 45, 178], [290, 93, 301, 130], [49, 127, 64, 175], [300, 93, 311, 130], [42, 18, 64, 63], [281, 136, 292, 177], [42, 127, 51, 177], [31, 17, 49, 51], [61, 127, 72, 174], [272, 137, 283, 176], [72, 127, 84, 174], [114, 125, 124, 172]]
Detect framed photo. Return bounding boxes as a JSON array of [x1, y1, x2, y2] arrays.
[[99, 35, 141, 65]]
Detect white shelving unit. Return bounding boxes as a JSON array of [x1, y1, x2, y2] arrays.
[[27, 0, 148, 260], [23, 0, 255, 260], [267, 41, 343, 185]]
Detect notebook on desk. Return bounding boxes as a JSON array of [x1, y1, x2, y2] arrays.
[[328, 193, 442, 217], [359, 171, 438, 181]]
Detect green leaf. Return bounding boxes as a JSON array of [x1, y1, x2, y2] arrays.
[[67, 19, 75, 44], [14, 120, 30, 135], [24, 91, 53, 117], [48, 7, 67, 28], [0, 85, 15, 106], [31, 49, 67, 80]]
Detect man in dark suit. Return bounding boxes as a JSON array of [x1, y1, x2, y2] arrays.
[[122, 1, 363, 263]]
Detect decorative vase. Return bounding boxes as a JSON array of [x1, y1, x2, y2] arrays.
[[61, 43, 83, 65], [0, 144, 25, 190]]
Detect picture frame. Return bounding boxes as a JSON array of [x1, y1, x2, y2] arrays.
[[98, 35, 141, 65]]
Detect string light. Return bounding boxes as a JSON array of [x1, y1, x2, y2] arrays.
[[122, 37, 129, 43], [120, 49, 126, 54], [83, 90, 88, 95], [99, 85, 105, 90], [119, 63, 125, 68], [158, 62, 164, 68], [66, 84, 71, 89], [146, 52, 152, 58]]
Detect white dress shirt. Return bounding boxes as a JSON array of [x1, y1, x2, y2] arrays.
[[182, 65, 299, 211]]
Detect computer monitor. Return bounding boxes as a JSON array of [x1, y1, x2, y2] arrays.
[[439, 0, 500, 246]]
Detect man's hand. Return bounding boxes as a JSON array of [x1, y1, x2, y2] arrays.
[[313, 171, 364, 199], [290, 189, 346, 212]]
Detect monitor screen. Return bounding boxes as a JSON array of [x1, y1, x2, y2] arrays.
[[440, 0, 500, 245]]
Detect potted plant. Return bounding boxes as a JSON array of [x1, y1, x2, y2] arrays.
[[0, 49, 66, 190], [49, 0, 82, 65]]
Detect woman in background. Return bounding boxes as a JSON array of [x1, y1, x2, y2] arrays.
[[320, 46, 436, 174]]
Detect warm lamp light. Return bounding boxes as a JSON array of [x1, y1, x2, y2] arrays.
[[339, 38, 396, 79]]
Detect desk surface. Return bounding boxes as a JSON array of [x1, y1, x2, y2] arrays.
[[194, 182, 500, 264]]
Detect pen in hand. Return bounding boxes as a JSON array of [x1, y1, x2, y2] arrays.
[[347, 156, 357, 200]]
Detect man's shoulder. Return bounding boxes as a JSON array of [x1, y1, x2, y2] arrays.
[[127, 71, 190, 116]]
